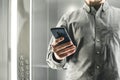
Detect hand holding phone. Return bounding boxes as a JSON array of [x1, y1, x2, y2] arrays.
[[50, 27, 76, 60]]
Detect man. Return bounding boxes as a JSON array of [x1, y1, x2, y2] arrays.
[[46, 0, 120, 80]]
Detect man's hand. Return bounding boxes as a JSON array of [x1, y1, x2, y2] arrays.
[[51, 37, 76, 60]]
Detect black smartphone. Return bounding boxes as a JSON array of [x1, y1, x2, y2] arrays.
[[51, 27, 72, 45]]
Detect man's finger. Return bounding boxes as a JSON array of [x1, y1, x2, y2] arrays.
[[52, 37, 64, 46], [56, 45, 76, 55], [55, 37, 64, 44], [53, 41, 73, 52], [58, 49, 76, 58]]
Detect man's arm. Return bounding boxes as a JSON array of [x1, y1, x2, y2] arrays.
[[46, 36, 68, 70], [46, 12, 76, 70]]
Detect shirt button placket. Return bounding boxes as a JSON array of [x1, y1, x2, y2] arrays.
[[94, 16, 103, 76], [95, 36, 102, 75], [95, 38, 101, 55]]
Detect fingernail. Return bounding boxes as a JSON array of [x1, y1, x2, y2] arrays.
[[70, 41, 73, 44]]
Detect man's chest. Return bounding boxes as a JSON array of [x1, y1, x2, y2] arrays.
[[69, 14, 120, 47]]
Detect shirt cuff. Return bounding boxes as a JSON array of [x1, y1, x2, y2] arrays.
[[50, 52, 67, 69], [52, 53, 62, 63]]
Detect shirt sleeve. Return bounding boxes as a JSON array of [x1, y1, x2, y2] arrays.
[[46, 13, 69, 70]]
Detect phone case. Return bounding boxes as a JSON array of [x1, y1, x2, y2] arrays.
[[51, 27, 71, 45]]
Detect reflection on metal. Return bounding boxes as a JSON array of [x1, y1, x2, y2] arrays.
[[11, 0, 17, 80], [31, 0, 120, 80], [17, 0, 30, 80], [0, 0, 10, 80]]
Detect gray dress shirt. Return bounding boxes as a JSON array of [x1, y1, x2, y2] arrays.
[[46, 1, 120, 80]]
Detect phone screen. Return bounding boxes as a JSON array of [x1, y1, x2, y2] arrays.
[[51, 27, 71, 45]]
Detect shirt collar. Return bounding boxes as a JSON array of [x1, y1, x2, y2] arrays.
[[83, 1, 109, 13]]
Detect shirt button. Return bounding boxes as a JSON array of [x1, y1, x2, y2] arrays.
[[96, 65, 100, 69], [96, 39, 100, 42], [96, 51, 100, 54]]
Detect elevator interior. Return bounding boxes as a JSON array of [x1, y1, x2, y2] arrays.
[[1, 0, 120, 80], [31, 0, 120, 80]]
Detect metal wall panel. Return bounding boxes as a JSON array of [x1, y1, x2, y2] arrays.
[[0, 0, 9, 80], [17, 0, 30, 80]]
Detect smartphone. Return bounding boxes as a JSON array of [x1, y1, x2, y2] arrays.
[[51, 27, 72, 45]]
